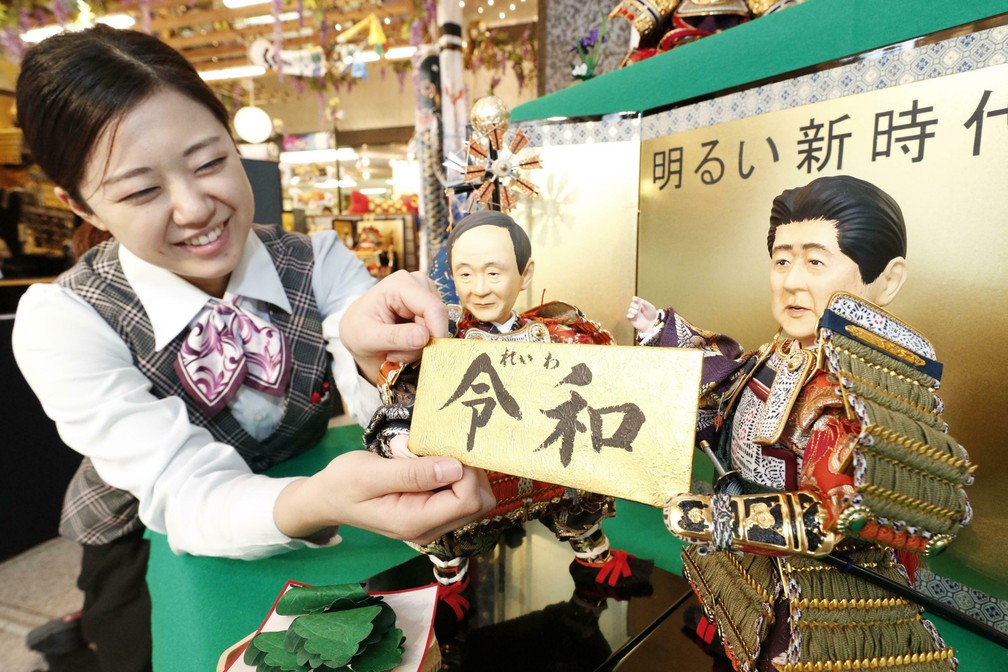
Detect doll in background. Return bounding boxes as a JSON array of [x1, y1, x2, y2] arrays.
[[366, 210, 653, 618], [628, 176, 973, 672]]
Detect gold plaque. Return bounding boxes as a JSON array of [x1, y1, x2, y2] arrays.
[[408, 338, 703, 507]]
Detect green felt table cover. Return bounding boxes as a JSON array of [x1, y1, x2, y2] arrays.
[[512, 0, 1008, 121], [146, 425, 1008, 670]]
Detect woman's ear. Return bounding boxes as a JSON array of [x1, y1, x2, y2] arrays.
[[54, 188, 106, 231], [869, 256, 907, 307]]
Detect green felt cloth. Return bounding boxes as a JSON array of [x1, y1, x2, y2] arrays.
[[146, 426, 419, 672], [512, 0, 1008, 121], [146, 425, 1008, 670]]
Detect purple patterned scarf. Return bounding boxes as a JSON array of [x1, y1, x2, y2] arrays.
[[174, 298, 292, 416]]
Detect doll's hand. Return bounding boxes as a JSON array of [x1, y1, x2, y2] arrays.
[[626, 296, 658, 333], [388, 431, 416, 459], [340, 270, 448, 384], [275, 451, 495, 546]]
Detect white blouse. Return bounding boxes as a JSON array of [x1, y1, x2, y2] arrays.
[[12, 229, 381, 559]]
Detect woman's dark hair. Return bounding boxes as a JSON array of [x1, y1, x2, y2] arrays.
[[16, 25, 231, 256], [446, 209, 532, 274], [768, 175, 907, 283]]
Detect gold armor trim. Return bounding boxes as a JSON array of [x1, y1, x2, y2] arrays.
[[462, 320, 551, 343], [774, 649, 956, 672], [753, 343, 817, 445], [863, 425, 973, 474], [746, 0, 775, 14], [845, 325, 926, 367], [677, 0, 750, 16], [791, 597, 912, 610]]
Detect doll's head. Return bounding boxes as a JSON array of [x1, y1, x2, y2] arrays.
[[446, 210, 535, 324], [766, 176, 908, 347], [768, 175, 906, 283]]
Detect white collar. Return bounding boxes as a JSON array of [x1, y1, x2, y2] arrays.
[[492, 312, 518, 333], [119, 229, 293, 351]]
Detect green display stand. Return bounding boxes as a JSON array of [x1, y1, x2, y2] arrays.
[[146, 426, 1007, 669]]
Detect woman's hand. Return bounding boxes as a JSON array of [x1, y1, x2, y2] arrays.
[[274, 450, 495, 546], [626, 296, 659, 333], [340, 270, 449, 384]]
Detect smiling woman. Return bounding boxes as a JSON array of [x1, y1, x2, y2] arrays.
[[11, 24, 494, 671]]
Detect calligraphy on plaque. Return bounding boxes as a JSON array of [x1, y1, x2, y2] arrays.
[[409, 338, 703, 507]]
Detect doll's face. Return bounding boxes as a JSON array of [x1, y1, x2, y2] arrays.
[[450, 225, 533, 324], [63, 88, 254, 298], [770, 218, 886, 348]]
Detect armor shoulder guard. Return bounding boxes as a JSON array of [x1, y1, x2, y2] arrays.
[[818, 292, 975, 557], [521, 301, 615, 345]]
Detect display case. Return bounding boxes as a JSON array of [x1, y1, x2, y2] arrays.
[[322, 214, 418, 278]]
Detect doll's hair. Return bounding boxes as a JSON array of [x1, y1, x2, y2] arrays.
[[16, 25, 231, 256], [768, 175, 907, 283], [446, 210, 532, 274]]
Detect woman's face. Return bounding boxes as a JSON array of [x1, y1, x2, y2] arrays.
[[66, 88, 254, 297]]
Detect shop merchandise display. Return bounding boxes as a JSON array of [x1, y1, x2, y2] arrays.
[[629, 176, 974, 671]]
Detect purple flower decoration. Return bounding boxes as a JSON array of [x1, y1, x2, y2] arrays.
[[570, 17, 610, 81]]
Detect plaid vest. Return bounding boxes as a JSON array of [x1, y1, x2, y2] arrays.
[[56, 225, 332, 545]]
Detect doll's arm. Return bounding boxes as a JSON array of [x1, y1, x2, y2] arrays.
[[664, 490, 837, 556], [362, 361, 420, 459], [664, 395, 853, 557]]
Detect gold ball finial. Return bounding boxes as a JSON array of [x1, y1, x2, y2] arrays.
[[470, 96, 510, 135]]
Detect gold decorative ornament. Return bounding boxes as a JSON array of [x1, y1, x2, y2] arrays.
[[470, 96, 511, 135], [446, 99, 543, 213]]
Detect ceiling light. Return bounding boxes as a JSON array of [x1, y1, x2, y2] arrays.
[[383, 17, 391, 25], [280, 148, 359, 164], [20, 25, 62, 43], [360, 187, 388, 195], [21, 13, 135, 43], [233, 106, 273, 144], [240, 11, 300, 27], [315, 177, 358, 189], [384, 46, 417, 60], [499, 11, 505, 18], [97, 14, 136, 29], [223, 0, 271, 7], [199, 65, 266, 81], [343, 51, 381, 64]]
